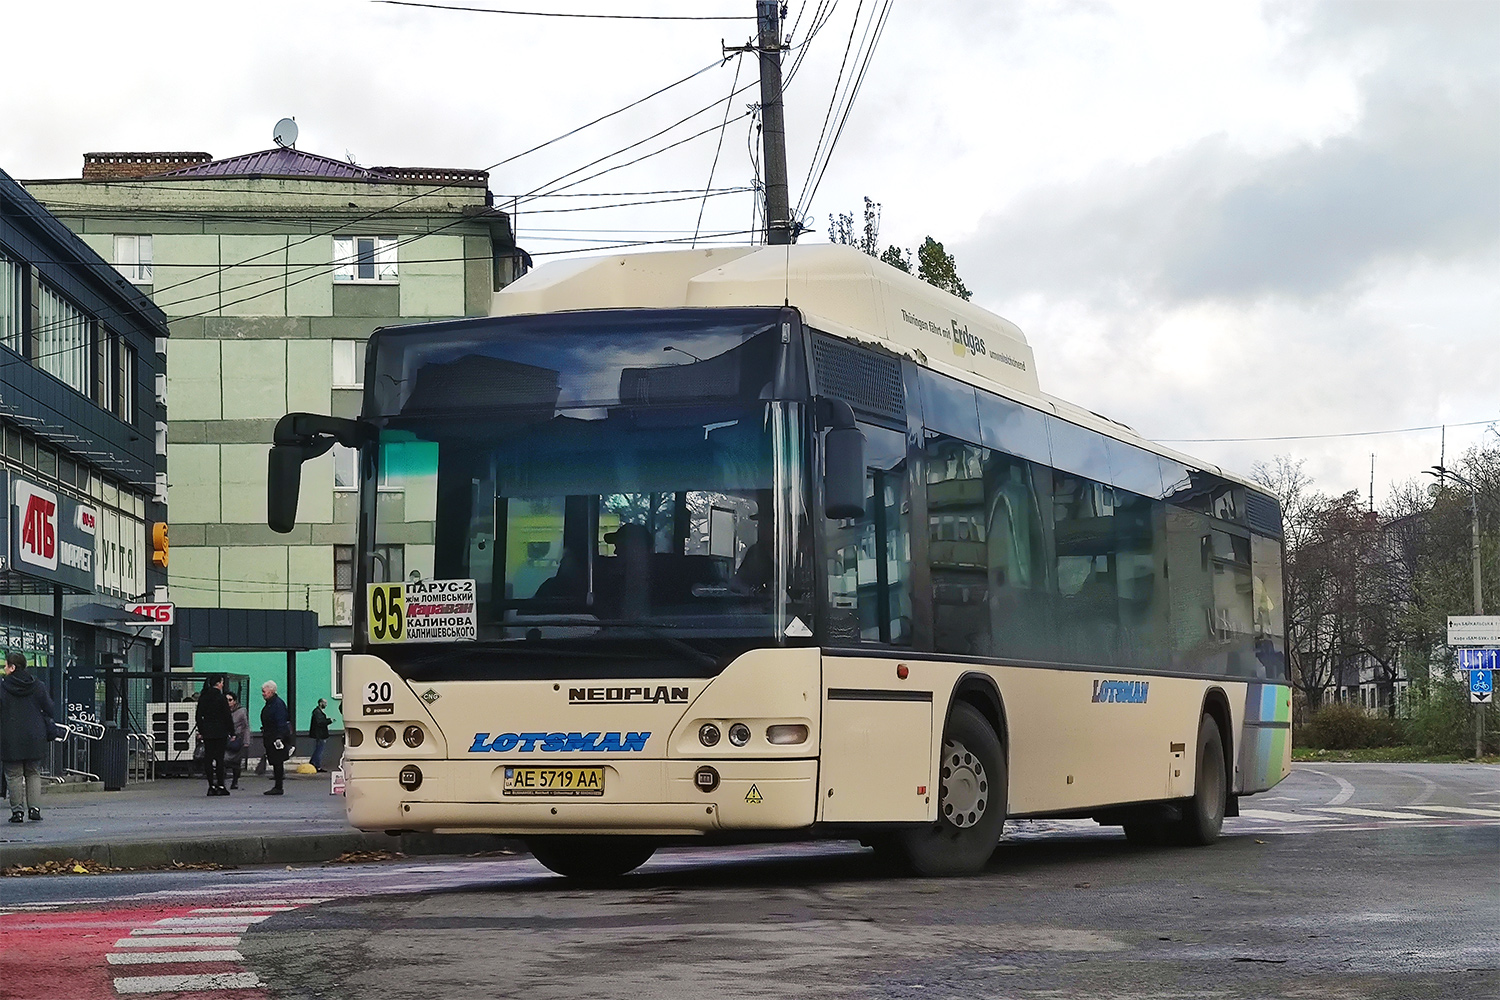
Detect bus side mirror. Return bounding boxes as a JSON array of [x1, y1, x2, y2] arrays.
[[267, 412, 369, 534], [823, 428, 866, 521], [267, 444, 306, 534]]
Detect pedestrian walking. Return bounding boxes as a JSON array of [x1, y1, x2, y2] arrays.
[[195, 675, 234, 796], [309, 698, 332, 772], [0, 652, 58, 823], [226, 691, 250, 790], [260, 680, 292, 796]]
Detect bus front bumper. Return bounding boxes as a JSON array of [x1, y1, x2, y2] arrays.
[[345, 757, 818, 836]]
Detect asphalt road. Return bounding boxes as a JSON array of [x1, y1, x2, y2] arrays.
[[2, 762, 1496, 1000]]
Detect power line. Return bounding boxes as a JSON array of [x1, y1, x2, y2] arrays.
[[375, 1, 753, 19], [1158, 417, 1499, 444], [694, 52, 746, 247]]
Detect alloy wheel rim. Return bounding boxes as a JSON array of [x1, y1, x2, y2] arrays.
[[939, 738, 987, 829]]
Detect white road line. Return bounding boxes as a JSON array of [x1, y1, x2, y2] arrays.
[[1313, 806, 1423, 820], [107, 950, 245, 965], [191, 906, 295, 914], [1403, 804, 1500, 818], [149, 915, 272, 927], [1237, 808, 1328, 823], [113, 936, 241, 948], [1303, 768, 1357, 806], [112, 972, 262, 993], [1398, 769, 1439, 806]]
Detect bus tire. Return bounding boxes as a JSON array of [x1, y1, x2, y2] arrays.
[[527, 836, 656, 880], [1177, 714, 1227, 846], [897, 701, 1007, 877]]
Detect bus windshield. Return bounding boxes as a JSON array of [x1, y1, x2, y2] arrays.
[[360, 310, 812, 666]]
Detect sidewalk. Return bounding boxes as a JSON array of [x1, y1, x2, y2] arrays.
[[0, 771, 497, 870]]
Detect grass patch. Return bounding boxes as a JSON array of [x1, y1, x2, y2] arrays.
[[1292, 745, 1500, 764]]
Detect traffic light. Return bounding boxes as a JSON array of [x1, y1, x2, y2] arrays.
[[152, 522, 169, 568]]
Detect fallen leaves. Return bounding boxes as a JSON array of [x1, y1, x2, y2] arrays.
[[1, 857, 230, 877], [325, 849, 405, 865]]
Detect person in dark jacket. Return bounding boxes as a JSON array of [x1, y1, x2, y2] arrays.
[[0, 652, 57, 823], [259, 680, 292, 795], [226, 691, 250, 790], [309, 699, 332, 772], [195, 675, 234, 796]]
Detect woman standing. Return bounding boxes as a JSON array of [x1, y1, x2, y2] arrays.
[[0, 652, 57, 823]]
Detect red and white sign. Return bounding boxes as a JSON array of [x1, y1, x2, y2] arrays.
[[125, 601, 175, 624], [15, 481, 58, 571], [74, 506, 97, 535]]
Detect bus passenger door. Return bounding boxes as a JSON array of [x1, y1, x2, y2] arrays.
[[818, 661, 934, 823]]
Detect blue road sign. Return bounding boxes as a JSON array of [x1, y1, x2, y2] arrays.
[[1471, 669, 1494, 703], [1457, 648, 1499, 671]]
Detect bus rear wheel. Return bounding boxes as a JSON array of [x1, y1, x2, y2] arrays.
[[1177, 714, 1227, 845], [896, 701, 1007, 877], [527, 836, 656, 880]]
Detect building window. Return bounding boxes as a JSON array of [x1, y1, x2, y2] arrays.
[[36, 284, 92, 395], [334, 545, 356, 591], [333, 236, 397, 282], [118, 342, 137, 424], [335, 544, 404, 590], [114, 235, 153, 284], [333, 444, 358, 490], [0, 251, 22, 354], [332, 340, 367, 387]]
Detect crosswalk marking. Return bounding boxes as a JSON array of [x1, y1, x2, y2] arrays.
[[1313, 806, 1428, 820], [113, 936, 241, 948], [1237, 809, 1326, 823], [107, 950, 245, 965], [1404, 804, 1500, 818], [149, 914, 272, 928], [112, 972, 262, 993], [191, 906, 295, 914]]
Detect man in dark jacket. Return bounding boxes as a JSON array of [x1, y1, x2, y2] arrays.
[[0, 652, 57, 823], [309, 698, 332, 772], [259, 680, 292, 795], [195, 675, 234, 796]]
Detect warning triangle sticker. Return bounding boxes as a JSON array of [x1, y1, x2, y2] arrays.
[[785, 617, 812, 638], [745, 784, 763, 804]]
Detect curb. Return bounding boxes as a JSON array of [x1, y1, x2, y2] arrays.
[[0, 832, 516, 871]]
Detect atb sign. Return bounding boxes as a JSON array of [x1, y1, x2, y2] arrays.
[[125, 601, 175, 625], [1448, 616, 1500, 646]]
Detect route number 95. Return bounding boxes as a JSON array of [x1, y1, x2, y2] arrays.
[[367, 583, 405, 643]]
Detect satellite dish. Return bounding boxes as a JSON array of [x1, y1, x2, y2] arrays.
[[273, 118, 299, 149]]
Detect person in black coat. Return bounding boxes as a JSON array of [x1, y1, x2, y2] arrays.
[[195, 675, 234, 796], [309, 698, 332, 772], [259, 680, 292, 795], [0, 652, 57, 823]]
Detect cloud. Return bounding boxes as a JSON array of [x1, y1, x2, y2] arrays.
[[958, 2, 1500, 306]]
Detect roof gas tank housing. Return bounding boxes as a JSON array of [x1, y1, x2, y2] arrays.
[[491, 244, 1041, 398]]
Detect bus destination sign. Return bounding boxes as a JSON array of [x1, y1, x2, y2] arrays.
[[367, 578, 477, 644]]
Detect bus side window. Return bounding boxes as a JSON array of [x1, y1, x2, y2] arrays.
[[826, 422, 911, 645]]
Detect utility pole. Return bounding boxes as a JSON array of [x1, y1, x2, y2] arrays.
[[756, 0, 793, 245], [1427, 464, 1487, 757]]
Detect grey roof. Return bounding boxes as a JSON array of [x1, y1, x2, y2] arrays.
[[151, 147, 486, 185]]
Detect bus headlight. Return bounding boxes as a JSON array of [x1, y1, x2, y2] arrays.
[[766, 724, 809, 745], [728, 723, 751, 747], [403, 725, 425, 748], [375, 725, 397, 748], [699, 723, 721, 747], [346, 727, 364, 748]]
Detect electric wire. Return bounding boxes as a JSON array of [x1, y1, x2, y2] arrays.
[[694, 53, 746, 247], [374, 1, 753, 20], [1158, 418, 1500, 444]]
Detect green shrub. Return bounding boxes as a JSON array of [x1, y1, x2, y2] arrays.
[[1299, 702, 1403, 750], [1406, 678, 1500, 757]]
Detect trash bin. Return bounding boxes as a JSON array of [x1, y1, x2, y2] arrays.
[[98, 724, 129, 791]]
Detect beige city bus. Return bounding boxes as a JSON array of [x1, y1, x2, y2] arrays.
[[268, 244, 1291, 878]]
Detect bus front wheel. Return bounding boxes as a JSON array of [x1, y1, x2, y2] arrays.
[[527, 836, 656, 880], [897, 701, 1007, 877]]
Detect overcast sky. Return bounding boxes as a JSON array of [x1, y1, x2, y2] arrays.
[[5, 0, 1496, 504]]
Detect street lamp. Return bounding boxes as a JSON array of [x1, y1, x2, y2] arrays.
[[1425, 464, 1487, 757]]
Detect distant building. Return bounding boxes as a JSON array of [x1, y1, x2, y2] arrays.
[[24, 142, 526, 728], [0, 166, 168, 710]]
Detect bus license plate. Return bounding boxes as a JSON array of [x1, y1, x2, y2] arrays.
[[503, 767, 605, 796]]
